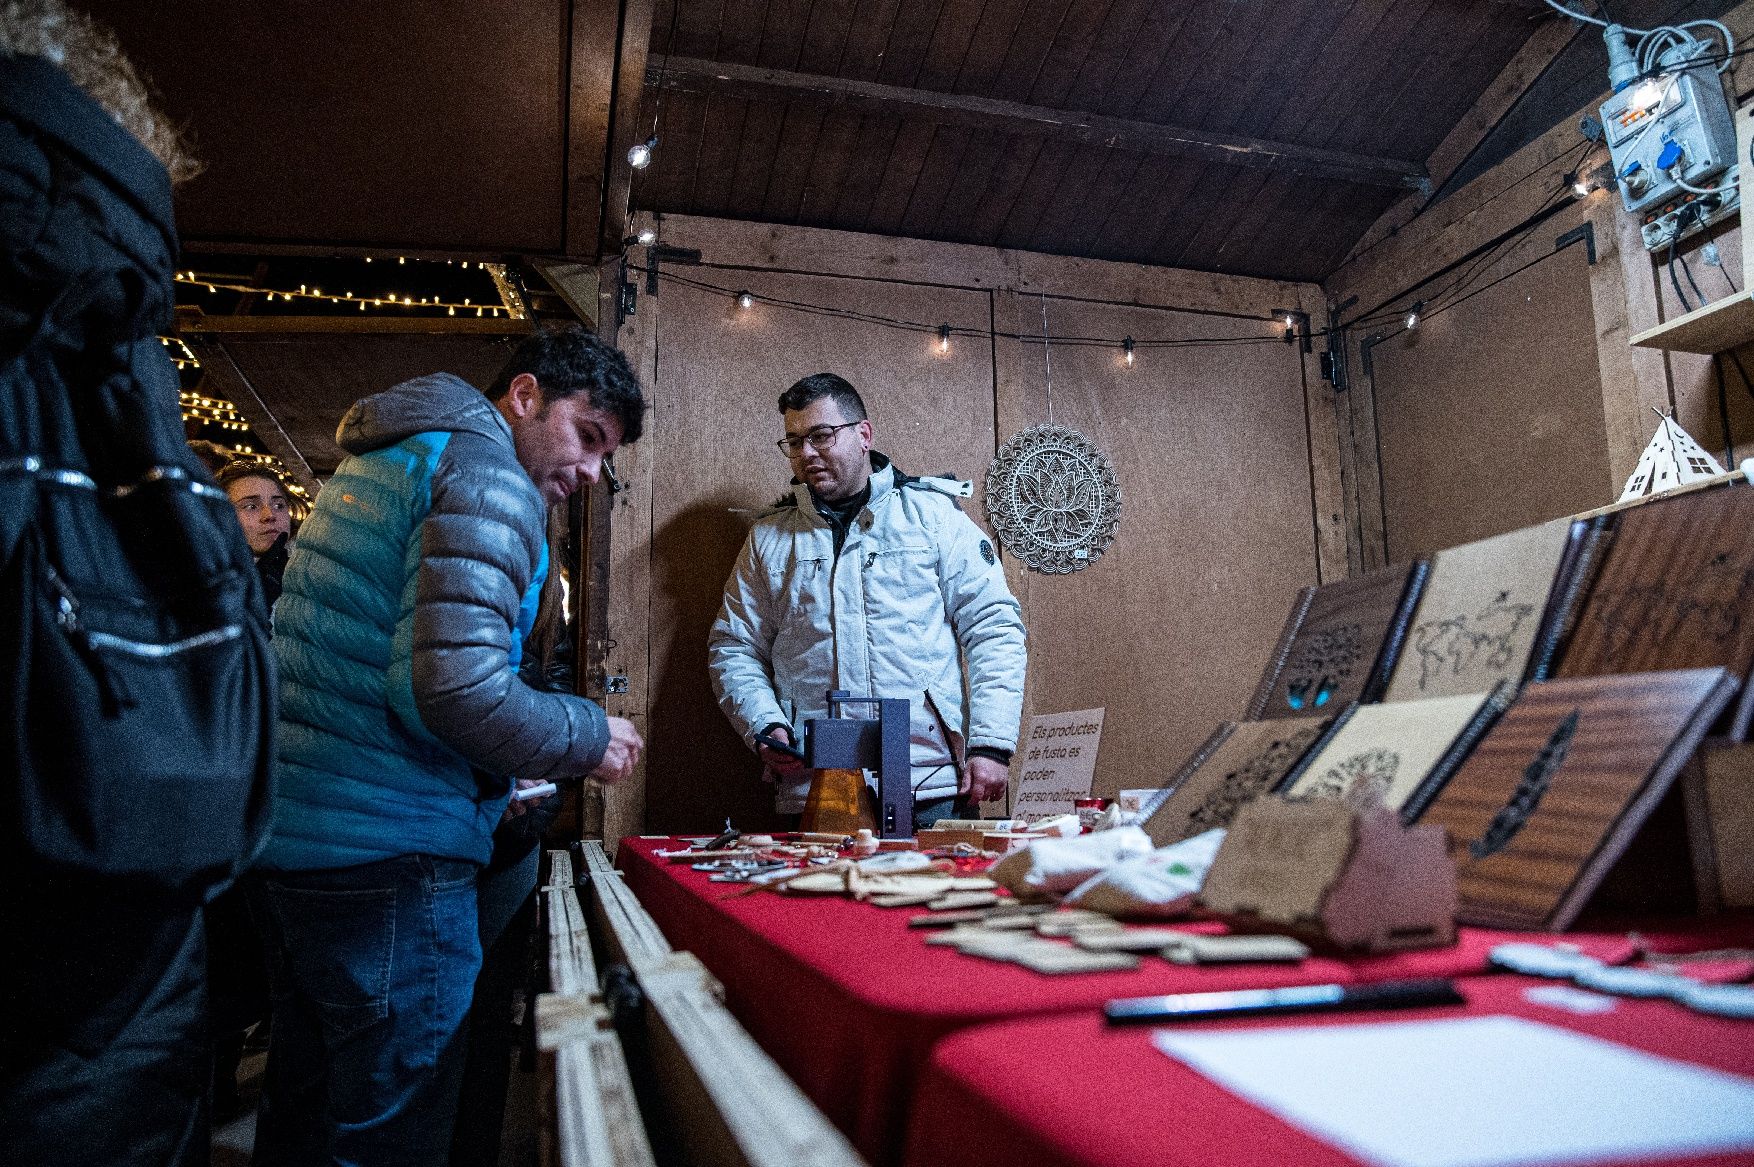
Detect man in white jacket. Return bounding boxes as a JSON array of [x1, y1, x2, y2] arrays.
[[708, 373, 1027, 826]]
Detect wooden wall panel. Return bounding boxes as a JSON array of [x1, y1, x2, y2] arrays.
[[1652, 219, 1754, 470], [994, 298, 1317, 799], [1368, 243, 1611, 561], [641, 274, 996, 833]]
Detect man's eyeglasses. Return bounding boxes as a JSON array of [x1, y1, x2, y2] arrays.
[[776, 421, 859, 456]]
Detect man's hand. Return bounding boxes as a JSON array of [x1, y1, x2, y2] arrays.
[[502, 777, 554, 820], [589, 716, 644, 785], [757, 726, 808, 781], [962, 755, 1010, 805]]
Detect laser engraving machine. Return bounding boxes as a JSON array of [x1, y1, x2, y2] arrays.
[[803, 691, 914, 839]]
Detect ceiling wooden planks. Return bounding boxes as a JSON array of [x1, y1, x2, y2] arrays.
[[79, 0, 1576, 282], [629, 0, 1560, 280]]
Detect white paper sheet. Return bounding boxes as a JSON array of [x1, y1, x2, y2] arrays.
[[1152, 1015, 1754, 1167]]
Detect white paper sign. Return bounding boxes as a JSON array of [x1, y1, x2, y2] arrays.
[[1014, 708, 1105, 819], [1153, 1016, 1754, 1167]]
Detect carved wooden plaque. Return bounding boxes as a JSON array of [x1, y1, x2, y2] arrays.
[[1558, 486, 1754, 733], [1383, 518, 1582, 701], [1249, 561, 1428, 720], [1139, 717, 1334, 847], [1280, 685, 1513, 821], [1417, 668, 1737, 931]]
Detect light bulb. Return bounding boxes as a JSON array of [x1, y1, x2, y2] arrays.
[[1123, 336, 1135, 367], [636, 226, 658, 246], [628, 136, 657, 169], [737, 291, 755, 310], [938, 324, 951, 353], [1572, 177, 1591, 197], [1404, 300, 1424, 331]]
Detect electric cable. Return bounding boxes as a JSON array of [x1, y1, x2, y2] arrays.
[[1714, 355, 1737, 465], [652, 269, 1295, 351], [1669, 234, 1692, 312]]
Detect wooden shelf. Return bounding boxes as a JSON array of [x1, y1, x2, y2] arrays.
[[1630, 291, 1754, 354]]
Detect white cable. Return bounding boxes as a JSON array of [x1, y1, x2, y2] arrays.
[[1669, 164, 1739, 197], [1543, 0, 1629, 31]]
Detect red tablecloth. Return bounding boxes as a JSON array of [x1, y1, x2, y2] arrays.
[[903, 975, 1754, 1167], [615, 837, 1750, 1166]]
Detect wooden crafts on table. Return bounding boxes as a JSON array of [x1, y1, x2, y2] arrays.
[[1248, 560, 1429, 720], [1199, 796, 1457, 952], [1417, 668, 1739, 931], [1139, 716, 1336, 847]]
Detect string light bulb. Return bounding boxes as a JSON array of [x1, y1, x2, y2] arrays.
[[1405, 300, 1424, 331], [628, 135, 657, 169], [938, 324, 951, 354], [1122, 336, 1135, 367], [736, 290, 755, 310], [636, 226, 657, 246]]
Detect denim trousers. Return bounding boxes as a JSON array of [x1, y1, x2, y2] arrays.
[[248, 854, 481, 1167]]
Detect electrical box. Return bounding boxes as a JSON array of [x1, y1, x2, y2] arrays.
[[1601, 50, 1739, 251]]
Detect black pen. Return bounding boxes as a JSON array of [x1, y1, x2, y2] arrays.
[[1103, 977, 1465, 1025], [756, 731, 807, 761]]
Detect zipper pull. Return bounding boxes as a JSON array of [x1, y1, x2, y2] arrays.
[[865, 552, 876, 569]]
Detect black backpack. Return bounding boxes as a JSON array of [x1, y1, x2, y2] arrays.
[[0, 55, 275, 899]]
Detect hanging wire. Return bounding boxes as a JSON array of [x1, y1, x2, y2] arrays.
[[1040, 293, 1055, 426]]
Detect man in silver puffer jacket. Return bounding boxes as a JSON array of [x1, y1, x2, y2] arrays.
[[709, 373, 1026, 825]]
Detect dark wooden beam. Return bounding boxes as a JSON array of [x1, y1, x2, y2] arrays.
[[597, 0, 658, 259], [176, 310, 532, 335], [565, 0, 624, 258], [649, 56, 1428, 192]]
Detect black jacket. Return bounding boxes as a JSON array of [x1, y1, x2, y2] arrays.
[[1, 53, 275, 894]]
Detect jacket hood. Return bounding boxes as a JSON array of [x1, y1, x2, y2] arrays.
[[335, 373, 512, 455]]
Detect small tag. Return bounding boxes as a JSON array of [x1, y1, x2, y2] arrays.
[[1524, 985, 1617, 1015], [1009, 940, 1140, 975]]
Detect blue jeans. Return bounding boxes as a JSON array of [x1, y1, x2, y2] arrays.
[[249, 855, 481, 1167]]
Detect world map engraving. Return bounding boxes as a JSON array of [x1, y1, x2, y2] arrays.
[[984, 425, 1122, 574], [1410, 591, 1536, 690]]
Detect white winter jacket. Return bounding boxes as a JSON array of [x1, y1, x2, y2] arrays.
[[708, 455, 1027, 813]]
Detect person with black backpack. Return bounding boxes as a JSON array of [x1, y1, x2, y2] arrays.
[[0, 7, 278, 1167]]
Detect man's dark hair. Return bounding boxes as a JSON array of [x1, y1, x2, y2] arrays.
[[486, 324, 646, 445], [778, 373, 866, 421]]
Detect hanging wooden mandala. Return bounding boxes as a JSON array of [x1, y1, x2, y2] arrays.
[[984, 425, 1122, 574]]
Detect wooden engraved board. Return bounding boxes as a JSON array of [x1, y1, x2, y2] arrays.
[[1249, 561, 1427, 720], [1557, 485, 1754, 733], [1383, 519, 1580, 701], [1281, 686, 1513, 821], [1417, 669, 1737, 931], [1140, 716, 1334, 846]]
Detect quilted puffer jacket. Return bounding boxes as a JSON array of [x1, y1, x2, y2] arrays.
[[259, 373, 608, 870], [708, 454, 1027, 813]]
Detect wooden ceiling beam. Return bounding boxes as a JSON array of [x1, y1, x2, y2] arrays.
[[648, 56, 1428, 192], [176, 310, 532, 335], [1339, 14, 1581, 270], [565, 0, 658, 260]]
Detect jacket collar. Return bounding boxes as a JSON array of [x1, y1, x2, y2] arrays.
[[788, 451, 895, 513], [0, 53, 178, 256]]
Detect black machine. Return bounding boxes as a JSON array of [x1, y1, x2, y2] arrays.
[[801, 691, 913, 839]]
